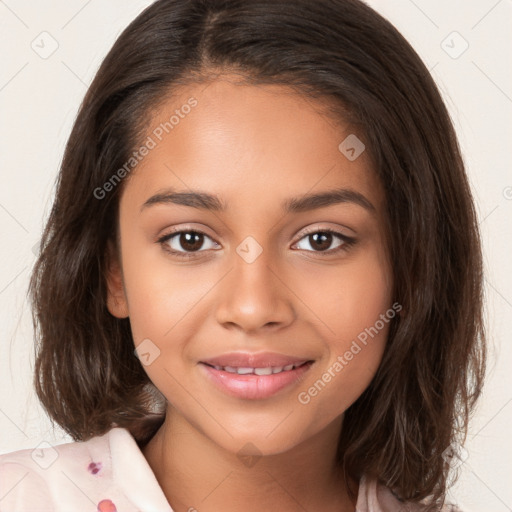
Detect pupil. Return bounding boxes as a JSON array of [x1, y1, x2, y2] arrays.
[[181, 232, 203, 251], [310, 232, 332, 251]]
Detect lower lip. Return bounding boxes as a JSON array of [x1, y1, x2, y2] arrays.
[[199, 362, 314, 400]]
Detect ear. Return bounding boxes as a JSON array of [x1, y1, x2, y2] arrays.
[[105, 238, 129, 318]]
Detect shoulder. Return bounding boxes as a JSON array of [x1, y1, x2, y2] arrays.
[[357, 475, 464, 512], [0, 427, 127, 511], [0, 427, 173, 512]]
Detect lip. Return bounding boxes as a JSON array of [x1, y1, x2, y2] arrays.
[[201, 351, 311, 368], [199, 352, 314, 400]]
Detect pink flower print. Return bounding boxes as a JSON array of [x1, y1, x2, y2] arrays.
[[88, 461, 103, 475], [97, 499, 117, 512]]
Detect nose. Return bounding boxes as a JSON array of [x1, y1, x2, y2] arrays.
[[214, 247, 296, 334]]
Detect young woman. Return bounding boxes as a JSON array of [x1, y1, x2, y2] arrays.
[[0, 1, 485, 510]]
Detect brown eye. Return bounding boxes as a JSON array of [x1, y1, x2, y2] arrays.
[[294, 229, 356, 255], [159, 230, 219, 256], [177, 232, 204, 252], [308, 232, 334, 251]]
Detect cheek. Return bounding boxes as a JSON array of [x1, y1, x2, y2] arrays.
[[120, 234, 212, 343], [303, 243, 392, 348], [297, 331, 387, 431], [294, 246, 392, 408], [296, 295, 392, 429], [332, 267, 391, 350]]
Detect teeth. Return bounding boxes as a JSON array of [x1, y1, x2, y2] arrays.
[[254, 367, 273, 376], [212, 363, 306, 375], [236, 367, 254, 375]]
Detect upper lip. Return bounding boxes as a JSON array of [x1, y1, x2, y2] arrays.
[[201, 352, 313, 368]]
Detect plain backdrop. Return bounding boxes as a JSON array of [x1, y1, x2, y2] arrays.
[[0, 1, 511, 510]]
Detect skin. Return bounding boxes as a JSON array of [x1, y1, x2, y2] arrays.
[[106, 75, 393, 512]]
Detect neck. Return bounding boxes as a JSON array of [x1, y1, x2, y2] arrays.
[[142, 405, 357, 512]]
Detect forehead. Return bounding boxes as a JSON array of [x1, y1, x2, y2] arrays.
[[122, 76, 384, 214]]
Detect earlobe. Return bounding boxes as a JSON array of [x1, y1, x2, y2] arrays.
[[105, 239, 129, 319]]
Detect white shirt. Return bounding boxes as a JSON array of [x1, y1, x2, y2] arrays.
[[0, 426, 460, 511]]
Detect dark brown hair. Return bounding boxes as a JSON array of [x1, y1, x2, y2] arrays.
[[30, 0, 486, 508]]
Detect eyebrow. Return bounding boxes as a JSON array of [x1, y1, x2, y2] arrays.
[[140, 187, 375, 213]]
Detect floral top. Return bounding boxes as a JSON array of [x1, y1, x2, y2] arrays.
[[0, 427, 460, 511]]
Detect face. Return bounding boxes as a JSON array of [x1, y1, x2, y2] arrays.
[[106, 76, 393, 456]]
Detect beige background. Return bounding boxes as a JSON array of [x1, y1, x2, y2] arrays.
[[0, 1, 511, 510]]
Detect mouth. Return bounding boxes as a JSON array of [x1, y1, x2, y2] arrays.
[[202, 361, 310, 375], [198, 356, 315, 400]]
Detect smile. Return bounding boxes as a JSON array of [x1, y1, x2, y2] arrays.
[[205, 361, 307, 375], [199, 360, 314, 400]]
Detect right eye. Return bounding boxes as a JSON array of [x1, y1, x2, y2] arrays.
[[157, 229, 220, 258]]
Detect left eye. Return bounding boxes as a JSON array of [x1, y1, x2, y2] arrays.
[[294, 230, 353, 253], [160, 231, 218, 253]]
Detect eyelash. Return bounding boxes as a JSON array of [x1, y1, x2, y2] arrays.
[[156, 227, 357, 260]]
